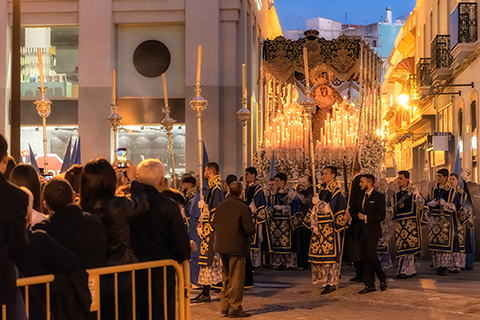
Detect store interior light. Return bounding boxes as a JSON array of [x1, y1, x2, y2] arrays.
[[399, 89, 409, 106]]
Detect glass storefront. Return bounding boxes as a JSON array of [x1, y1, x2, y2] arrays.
[[118, 125, 186, 176]]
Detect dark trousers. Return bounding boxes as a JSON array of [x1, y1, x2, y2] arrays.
[[295, 226, 311, 269], [220, 254, 246, 314], [359, 235, 386, 288]]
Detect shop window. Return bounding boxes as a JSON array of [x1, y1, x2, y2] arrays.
[[21, 27, 79, 99]]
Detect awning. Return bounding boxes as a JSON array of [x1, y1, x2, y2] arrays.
[[405, 114, 435, 132]]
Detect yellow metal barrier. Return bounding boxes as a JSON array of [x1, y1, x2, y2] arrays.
[[1, 259, 190, 320]]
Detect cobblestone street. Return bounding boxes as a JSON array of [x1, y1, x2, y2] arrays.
[[191, 262, 480, 319]]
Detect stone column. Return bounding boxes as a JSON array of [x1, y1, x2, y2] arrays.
[[78, 0, 114, 163]]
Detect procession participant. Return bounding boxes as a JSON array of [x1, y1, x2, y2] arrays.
[[304, 166, 348, 294], [448, 173, 472, 273], [388, 171, 423, 279], [267, 172, 301, 269], [244, 167, 270, 268], [298, 176, 316, 270], [377, 178, 393, 270], [345, 161, 363, 282], [425, 169, 460, 276], [267, 178, 277, 197], [182, 175, 202, 286], [358, 174, 388, 294], [192, 162, 226, 303]]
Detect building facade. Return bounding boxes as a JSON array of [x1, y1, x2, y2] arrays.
[[384, 0, 480, 183], [0, 0, 280, 177]]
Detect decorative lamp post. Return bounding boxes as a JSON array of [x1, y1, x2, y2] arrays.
[[189, 45, 208, 202], [301, 46, 318, 197], [107, 70, 122, 160], [34, 48, 51, 173], [162, 73, 177, 189]]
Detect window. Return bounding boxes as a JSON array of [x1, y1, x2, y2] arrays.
[[471, 100, 477, 132], [458, 108, 464, 136]]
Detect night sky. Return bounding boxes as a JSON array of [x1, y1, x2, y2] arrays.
[[274, 0, 417, 31]]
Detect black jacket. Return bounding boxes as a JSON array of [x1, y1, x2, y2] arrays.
[[0, 173, 28, 304], [358, 189, 386, 239], [130, 184, 191, 263], [213, 196, 256, 256], [34, 205, 107, 269]]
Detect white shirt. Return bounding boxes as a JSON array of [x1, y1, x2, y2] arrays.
[[362, 188, 374, 223]]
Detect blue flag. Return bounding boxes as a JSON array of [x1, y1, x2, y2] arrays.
[[454, 145, 463, 189], [269, 151, 275, 179], [72, 136, 81, 165], [28, 143, 40, 175], [60, 136, 73, 173], [202, 141, 209, 190]]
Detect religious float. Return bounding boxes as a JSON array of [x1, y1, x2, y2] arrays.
[[253, 30, 387, 183]]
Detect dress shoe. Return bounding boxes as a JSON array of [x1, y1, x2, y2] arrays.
[[229, 310, 252, 318], [380, 281, 388, 291], [359, 287, 376, 294], [191, 294, 211, 303], [396, 273, 407, 279], [409, 273, 417, 278], [321, 285, 336, 295], [222, 310, 229, 317], [448, 269, 460, 274], [436, 267, 447, 276], [350, 276, 361, 282]]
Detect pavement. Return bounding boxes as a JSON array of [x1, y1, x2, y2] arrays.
[[190, 261, 480, 320]]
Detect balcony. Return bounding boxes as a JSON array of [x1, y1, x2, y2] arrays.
[[430, 35, 452, 82], [451, 3, 478, 63], [416, 58, 432, 95]]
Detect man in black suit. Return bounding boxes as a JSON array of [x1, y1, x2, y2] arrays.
[[358, 174, 388, 294], [0, 133, 29, 308]]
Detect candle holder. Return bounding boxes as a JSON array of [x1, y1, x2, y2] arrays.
[[301, 85, 317, 196], [107, 102, 122, 159], [162, 104, 177, 189], [34, 86, 51, 173], [190, 83, 208, 201], [237, 96, 251, 175]]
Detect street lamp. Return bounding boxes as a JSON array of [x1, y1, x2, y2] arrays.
[[399, 89, 409, 106]]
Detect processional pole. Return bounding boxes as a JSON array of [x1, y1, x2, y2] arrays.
[[34, 48, 51, 173], [238, 64, 251, 179], [301, 46, 317, 197], [107, 70, 122, 161], [190, 45, 208, 202], [162, 73, 177, 189]]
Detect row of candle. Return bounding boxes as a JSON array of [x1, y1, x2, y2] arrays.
[[319, 100, 359, 148]]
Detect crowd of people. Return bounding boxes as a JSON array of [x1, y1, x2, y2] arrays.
[[0, 129, 476, 319]]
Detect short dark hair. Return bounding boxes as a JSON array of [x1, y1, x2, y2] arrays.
[[324, 166, 338, 178], [245, 167, 257, 177], [269, 178, 276, 182], [4, 157, 17, 180], [64, 165, 83, 194], [229, 181, 243, 197], [181, 175, 196, 186], [0, 133, 7, 161], [398, 170, 410, 180], [450, 173, 459, 180], [226, 174, 237, 186], [275, 173, 287, 182], [161, 188, 186, 206], [44, 178, 74, 212], [437, 169, 449, 177], [307, 176, 313, 185], [362, 174, 375, 185], [206, 162, 219, 175]]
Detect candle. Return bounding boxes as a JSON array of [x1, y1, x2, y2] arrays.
[[242, 64, 247, 98], [37, 48, 44, 87], [111, 69, 116, 104], [303, 46, 309, 88], [196, 45, 202, 84], [162, 73, 168, 107]]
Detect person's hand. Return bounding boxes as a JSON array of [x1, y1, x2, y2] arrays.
[[124, 160, 137, 181], [274, 205, 282, 211], [344, 210, 351, 222], [427, 200, 438, 207], [190, 240, 198, 253], [198, 199, 205, 209], [439, 198, 446, 206], [312, 195, 320, 205], [249, 202, 255, 213], [358, 213, 366, 221]]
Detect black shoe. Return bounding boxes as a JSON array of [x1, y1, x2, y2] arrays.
[[222, 310, 229, 317], [350, 276, 360, 282], [321, 285, 336, 295], [409, 273, 417, 278], [359, 286, 376, 294], [437, 267, 447, 276], [229, 311, 252, 318], [396, 273, 408, 279], [448, 269, 460, 274], [191, 294, 211, 303], [380, 281, 388, 291]]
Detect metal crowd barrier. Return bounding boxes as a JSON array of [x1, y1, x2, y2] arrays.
[[1, 259, 190, 320]]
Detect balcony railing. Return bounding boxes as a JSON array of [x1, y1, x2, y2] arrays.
[[416, 58, 432, 87], [431, 35, 452, 70], [451, 3, 478, 47]]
